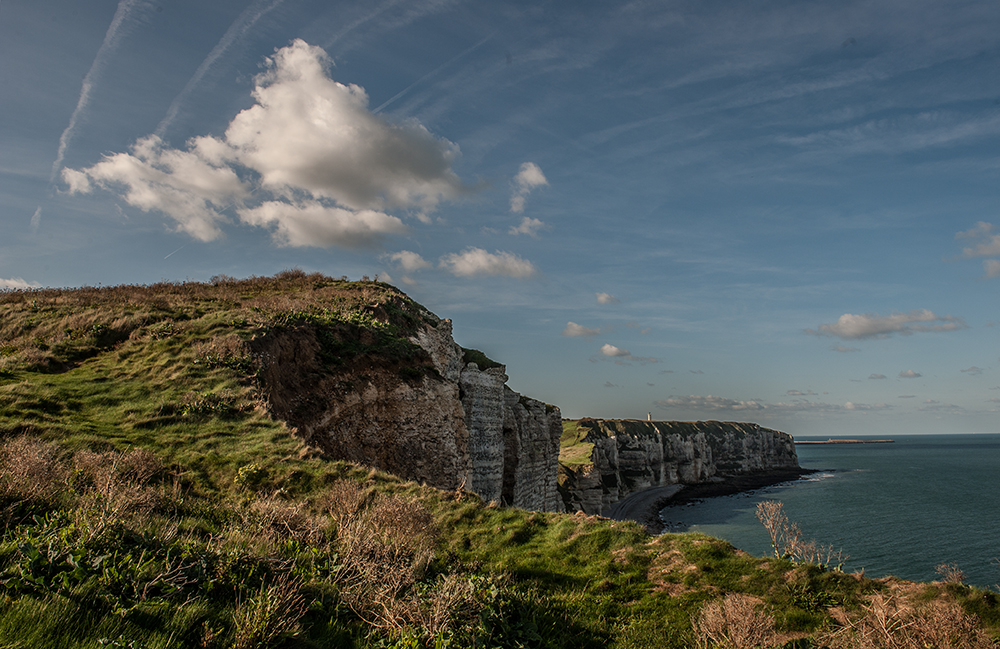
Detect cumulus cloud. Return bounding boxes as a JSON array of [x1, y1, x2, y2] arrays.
[[509, 216, 546, 237], [562, 322, 600, 337], [596, 292, 619, 304], [63, 135, 247, 241], [63, 39, 468, 248], [0, 277, 41, 290], [869, 373, 887, 380], [592, 343, 658, 364], [805, 310, 967, 339], [386, 250, 431, 273], [439, 248, 536, 278], [600, 344, 630, 357], [239, 201, 405, 248], [899, 369, 922, 378], [509, 162, 547, 213]]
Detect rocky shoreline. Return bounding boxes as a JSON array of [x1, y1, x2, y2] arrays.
[[621, 467, 816, 534]]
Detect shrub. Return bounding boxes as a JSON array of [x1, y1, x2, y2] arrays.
[[822, 592, 996, 648], [691, 593, 777, 649]]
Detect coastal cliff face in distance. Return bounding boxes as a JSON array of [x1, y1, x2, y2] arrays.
[[558, 419, 800, 514], [258, 315, 565, 512]]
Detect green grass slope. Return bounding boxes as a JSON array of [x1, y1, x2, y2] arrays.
[[1, 273, 997, 648]]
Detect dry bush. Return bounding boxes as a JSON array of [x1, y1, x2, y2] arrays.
[[325, 480, 439, 633], [692, 593, 778, 649], [229, 493, 328, 549], [233, 571, 309, 649], [755, 500, 848, 568], [0, 435, 67, 505], [936, 562, 966, 585], [822, 592, 996, 649], [72, 448, 162, 537]]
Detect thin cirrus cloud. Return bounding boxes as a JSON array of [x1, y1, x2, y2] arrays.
[[805, 309, 967, 340], [509, 162, 547, 213], [63, 40, 469, 249], [562, 322, 600, 337], [438, 248, 536, 278]]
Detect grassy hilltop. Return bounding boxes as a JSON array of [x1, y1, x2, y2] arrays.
[[0, 272, 998, 648]]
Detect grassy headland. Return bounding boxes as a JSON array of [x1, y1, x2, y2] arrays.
[[1, 273, 997, 648]]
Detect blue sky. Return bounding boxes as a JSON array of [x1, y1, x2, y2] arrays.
[[3, 0, 1000, 436]]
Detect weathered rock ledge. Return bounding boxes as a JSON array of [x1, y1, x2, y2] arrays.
[[558, 419, 800, 515]]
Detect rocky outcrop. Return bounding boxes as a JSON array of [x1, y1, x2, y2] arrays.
[[255, 317, 564, 512], [559, 419, 799, 514]]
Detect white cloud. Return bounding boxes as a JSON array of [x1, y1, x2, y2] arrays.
[[655, 395, 890, 413], [656, 395, 765, 411], [955, 222, 1000, 278], [562, 322, 600, 337], [227, 40, 464, 212], [386, 250, 431, 272], [63, 39, 468, 249], [509, 162, 548, 213], [596, 292, 619, 304], [600, 344, 630, 357], [899, 369, 922, 378], [439, 248, 536, 278], [595, 343, 658, 364], [509, 216, 546, 237], [239, 200, 405, 248], [64, 135, 248, 241], [869, 373, 887, 380], [956, 221, 1000, 257], [0, 277, 41, 290], [806, 310, 967, 339]]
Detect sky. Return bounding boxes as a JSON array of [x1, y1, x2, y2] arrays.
[[3, 0, 1000, 436]]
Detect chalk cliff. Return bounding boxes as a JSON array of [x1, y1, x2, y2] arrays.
[[255, 315, 564, 512], [559, 419, 799, 514]]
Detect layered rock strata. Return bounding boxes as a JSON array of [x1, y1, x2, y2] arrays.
[[559, 419, 799, 514], [256, 317, 564, 512]]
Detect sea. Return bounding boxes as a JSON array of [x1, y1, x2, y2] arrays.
[[658, 433, 1000, 589]]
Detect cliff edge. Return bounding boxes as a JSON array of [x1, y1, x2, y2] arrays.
[[558, 418, 800, 514], [256, 306, 564, 512]]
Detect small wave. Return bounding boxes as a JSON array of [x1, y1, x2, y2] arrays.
[[801, 472, 836, 482]]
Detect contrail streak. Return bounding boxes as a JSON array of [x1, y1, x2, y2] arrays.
[[49, 0, 146, 184], [154, 0, 286, 139], [373, 34, 493, 114]]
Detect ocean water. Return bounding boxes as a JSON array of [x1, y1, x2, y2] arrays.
[[658, 434, 1000, 589]]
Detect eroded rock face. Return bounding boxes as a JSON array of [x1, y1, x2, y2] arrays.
[[559, 419, 799, 514], [254, 318, 564, 512], [501, 388, 563, 512]]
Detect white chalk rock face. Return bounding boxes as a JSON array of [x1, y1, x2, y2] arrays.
[[253, 316, 565, 512], [559, 419, 799, 514]]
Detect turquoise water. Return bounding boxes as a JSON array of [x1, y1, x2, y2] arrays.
[[658, 434, 1000, 588]]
